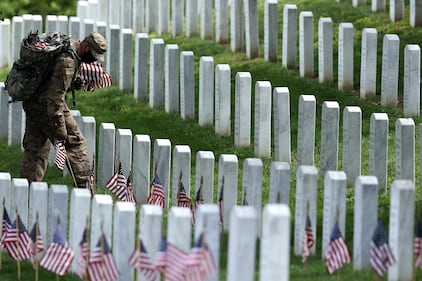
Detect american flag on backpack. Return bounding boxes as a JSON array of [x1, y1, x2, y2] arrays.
[[79, 61, 112, 92]]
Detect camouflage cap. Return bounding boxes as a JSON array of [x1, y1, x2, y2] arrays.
[[84, 32, 107, 62]]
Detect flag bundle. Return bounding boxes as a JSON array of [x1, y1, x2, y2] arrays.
[[323, 222, 351, 274], [301, 215, 315, 263], [87, 233, 119, 281], [40, 222, 74, 275], [147, 172, 165, 208], [128, 238, 157, 281], [77, 226, 89, 278], [53, 139, 67, 170], [415, 221, 422, 268], [185, 233, 216, 281], [370, 219, 396, 277], [80, 61, 112, 92]]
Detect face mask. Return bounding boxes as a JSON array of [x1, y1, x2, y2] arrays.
[[80, 51, 97, 63]]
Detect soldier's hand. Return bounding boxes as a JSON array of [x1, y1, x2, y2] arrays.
[[73, 77, 85, 90], [54, 124, 67, 141]]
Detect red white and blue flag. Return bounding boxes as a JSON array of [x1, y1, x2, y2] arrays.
[[301, 215, 315, 263], [80, 61, 112, 92], [370, 219, 396, 277], [77, 226, 89, 278], [165, 242, 188, 281], [40, 223, 75, 275], [415, 221, 422, 268], [147, 173, 165, 208], [323, 222, 351, 274], [128, 238, 157, 281], [155, 237, 167, 275], [87, 234, 119, 281], [2, 214, 33, 261], [105, 161, 127, 197], [0, 206, 12, 247], [185, 233, 216, 281], [53, 139, 67, 170]]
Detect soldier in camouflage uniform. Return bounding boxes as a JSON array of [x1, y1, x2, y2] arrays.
[[20, 32, 108, 188]]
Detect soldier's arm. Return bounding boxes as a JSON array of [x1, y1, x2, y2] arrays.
[[46, 53, 75, 140]]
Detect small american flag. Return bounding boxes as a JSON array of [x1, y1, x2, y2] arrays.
[[218, 184, 224, 229], [185, 233, 216, 281], [53, 139, 67, 170], [87, 234, 119, 281], [177, 181, 192, 209], [40, 223, 74, 275], [370, 219, 396, 277], [192, 184, 204, 225], [301, 215, 315, 263], [0, 206, 12, 247], [128, 239, 157, 281], [121, 170, 137, 204], [2, 214, 33, 261], [80, 61, 112, 92], [86, 156, 95, 194], [77, 226, 89, 279], [105, 162, 127, 196], [165, 242, 188, 281], [415, 221, 422, 268], [29, 220, 44, 264], [147, 173, 165, 208], [323, 222, 351, 274], [155, 237, 167, 275]]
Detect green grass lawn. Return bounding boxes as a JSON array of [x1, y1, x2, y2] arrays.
[[1, 0, 422, 280]]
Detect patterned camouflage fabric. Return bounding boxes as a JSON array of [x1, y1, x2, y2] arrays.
[[20, 38, 90, 187]]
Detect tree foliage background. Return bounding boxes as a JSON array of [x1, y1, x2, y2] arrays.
[[0, 0, 76, 20]]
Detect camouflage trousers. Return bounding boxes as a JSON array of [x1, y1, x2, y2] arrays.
[[21, 101, 90, 187]]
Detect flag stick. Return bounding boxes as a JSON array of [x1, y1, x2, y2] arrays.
[[413, 254, 416, 281], [92, 153, 96, 195], [100, 226, 105, 281], [134, 235, 140, 281], [66, 156, 79, 188], [15, 209, 21, 281], [0, 197, 5, 271], [35, 212, 39, 281]]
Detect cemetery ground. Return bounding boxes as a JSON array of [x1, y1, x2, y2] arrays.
[[1, 0, 422, 280]]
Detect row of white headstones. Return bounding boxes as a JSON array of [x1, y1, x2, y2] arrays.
[[0, 162, 417, 280], [0, 1, 415, 280]]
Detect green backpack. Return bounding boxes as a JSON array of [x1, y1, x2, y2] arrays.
[[5, 31, 74, 102]]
